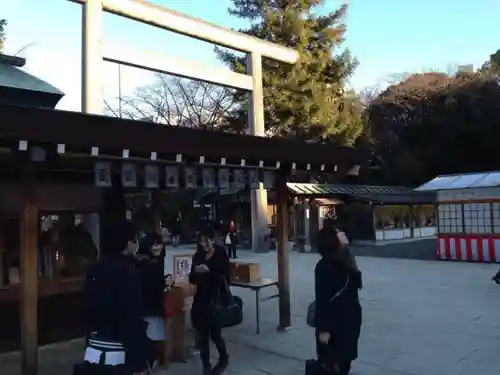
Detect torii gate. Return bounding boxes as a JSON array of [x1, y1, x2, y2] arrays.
[[72, 0, 299, 253]]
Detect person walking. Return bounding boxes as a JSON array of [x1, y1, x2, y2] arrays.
[[80, 221, 149, 375], [170, 212, 181, 247], [314, 227, 363, 375], [189, 229, 231, 375]]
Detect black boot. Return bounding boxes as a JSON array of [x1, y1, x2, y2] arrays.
[[493, 275, 500, 284], [212, 356, 229, 375], [203, 364, 212, 375]]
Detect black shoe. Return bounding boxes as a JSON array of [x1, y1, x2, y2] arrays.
[[212, 358, 229, 375], [203, 365, 212, 375], [493, 276, 500, 284]]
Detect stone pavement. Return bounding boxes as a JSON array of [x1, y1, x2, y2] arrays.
[[3, 249, 500, 375]]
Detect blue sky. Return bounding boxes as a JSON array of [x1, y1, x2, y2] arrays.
[[3, 0, 500, 111]]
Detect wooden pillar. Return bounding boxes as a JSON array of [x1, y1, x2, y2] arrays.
[[20, 166, 39, 375], [151, 190, 162, 233], [276, 172, 291, 330]]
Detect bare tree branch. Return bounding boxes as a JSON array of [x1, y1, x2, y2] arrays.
[[105, 74, 237, 130]]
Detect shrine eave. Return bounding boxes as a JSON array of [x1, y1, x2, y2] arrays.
[[0, 104, 370, 173]]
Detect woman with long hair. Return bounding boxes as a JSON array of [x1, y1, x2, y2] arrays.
[[314, 226, 363, 375], [189, 229, 231, 375]]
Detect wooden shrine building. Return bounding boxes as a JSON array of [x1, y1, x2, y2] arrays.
[[0, 103, 369, 375]]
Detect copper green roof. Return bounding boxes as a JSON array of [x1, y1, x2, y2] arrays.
[[0, 62, 64, 96], [286, 183, 412, 196], [287, 183, 435, 205]]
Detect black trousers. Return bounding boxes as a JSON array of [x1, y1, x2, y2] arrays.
[[226, 244, 236, 259], [315, 335, 351, 375], [73, 363, 132, 375], [197, 324, 228, 367]]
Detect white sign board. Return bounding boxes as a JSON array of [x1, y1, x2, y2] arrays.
[[172, 253, 194, 284]]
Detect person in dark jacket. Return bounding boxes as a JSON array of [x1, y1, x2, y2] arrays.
[[82, 221, 148, 375], [136, 231, 166, 367], [314, 226, 363, 375], [170, 212, 181, 247], [189, 229, 231, 375], [224, 220, 238, 259]]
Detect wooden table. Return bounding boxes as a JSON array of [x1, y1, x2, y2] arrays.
[[231, 278, 279, 334]]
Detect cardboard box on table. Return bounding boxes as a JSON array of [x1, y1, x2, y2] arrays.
[[230, 261, 261, 283]]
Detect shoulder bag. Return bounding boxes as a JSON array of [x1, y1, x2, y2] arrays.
[[209, 279, 243, 328], [306, 273, 350, 328]]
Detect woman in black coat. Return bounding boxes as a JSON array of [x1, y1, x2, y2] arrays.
[[189, 229, 231, 375], [314, 227, 363, 375], [82, 221, 148, 375]]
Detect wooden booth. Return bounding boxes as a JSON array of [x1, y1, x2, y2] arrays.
[[0, 103, 369, 375], [417, 171, 500, 262], [286, 183, 436, 247]]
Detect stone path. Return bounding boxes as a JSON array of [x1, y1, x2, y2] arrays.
[[3, 248, 500, 374]]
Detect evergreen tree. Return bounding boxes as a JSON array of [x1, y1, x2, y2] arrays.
[[0, 19, 7, 52], [480, 49, 500, 75], [217, 0, 361, 143]]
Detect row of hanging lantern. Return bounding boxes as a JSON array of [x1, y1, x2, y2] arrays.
[[94, 162, 277, 190]]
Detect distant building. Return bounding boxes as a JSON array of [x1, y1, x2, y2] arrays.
[[457, 64, 474, 73]]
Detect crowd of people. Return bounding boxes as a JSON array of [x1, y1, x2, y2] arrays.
[[74, 212, 363, 375], [74, 216, 235, 375]]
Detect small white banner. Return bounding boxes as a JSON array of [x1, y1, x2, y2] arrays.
[[263, 171, 276, 189], [249, 169, 259, 189], [233, 169, 246, 189], [94, 162, 112, 187], [121, 163, 137, 188], [202, 168, 215, 189], [166, 166, 179, 188], [185, 167, 197, 188], [144, 165, 159, 189], [218, 169, 230, 189]]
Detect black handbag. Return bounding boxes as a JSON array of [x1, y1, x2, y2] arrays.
[[209, 280, 243, 328]]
